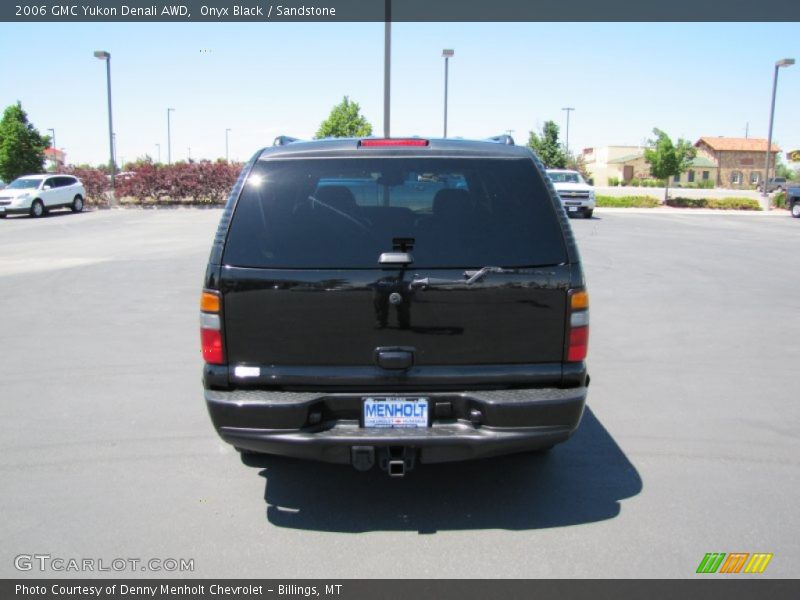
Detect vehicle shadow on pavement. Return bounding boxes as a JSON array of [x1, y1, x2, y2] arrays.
[[247, 407, 642, 533]]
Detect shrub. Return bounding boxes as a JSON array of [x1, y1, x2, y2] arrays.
[[708, 197, 761, 210], [666, 197, 761, 210], [596, 195, 660, 208], [772, 192, 787, 209], [62, 166, 110, 204], [629, 178, 641, 187], [607, 177, 620, 187], [65, 161, 243, 206], [666, 197, 706, 208]]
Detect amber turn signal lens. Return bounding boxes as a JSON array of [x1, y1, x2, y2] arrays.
[[570, 290, 589, 310], [201, 291, 220, 313]]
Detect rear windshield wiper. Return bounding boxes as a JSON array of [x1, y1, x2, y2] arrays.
[[411, 266, 515, 289]]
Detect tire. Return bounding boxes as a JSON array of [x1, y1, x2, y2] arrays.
[[71, 195, 84, 213], [583, 209, 594, 219], [30, 199, 45, 218], [0, 214, 6, 219], [791, 202, 800, 218]]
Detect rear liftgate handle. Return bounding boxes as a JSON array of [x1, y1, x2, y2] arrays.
[[375, 347, 415, 370]]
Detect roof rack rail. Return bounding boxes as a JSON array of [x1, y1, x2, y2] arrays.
[[486, 134, 515, 146], [273, 136, 300, 147]]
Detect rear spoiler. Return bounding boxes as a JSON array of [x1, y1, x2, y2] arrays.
[[486, 134, 515, 146], [273, 136, 300, 146]]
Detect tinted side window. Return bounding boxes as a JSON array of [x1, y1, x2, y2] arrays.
[[223, 158, 566, 269], [55, 177, 74, 187]]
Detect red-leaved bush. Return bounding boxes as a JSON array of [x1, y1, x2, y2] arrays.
[[64, 160, 243, 206], [62, 166, 111, 204]]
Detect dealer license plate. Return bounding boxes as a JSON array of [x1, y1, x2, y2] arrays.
[[362, 397, 429, 428]]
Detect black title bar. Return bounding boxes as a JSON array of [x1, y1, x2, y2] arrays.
[[5, 580, 800, 600], [3, 0, 800, 22]]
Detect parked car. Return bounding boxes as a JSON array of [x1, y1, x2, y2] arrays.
[[787, 186, 800, 218], [757, 177, 788, 193], [0, 174, 85, 218], [546, 168, 596, 218], [201, 136, 590, 476]]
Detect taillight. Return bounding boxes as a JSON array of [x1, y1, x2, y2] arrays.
[[200, 290, 225, 364], [566, 289, 589, 362], [358, 138, 429, 147]]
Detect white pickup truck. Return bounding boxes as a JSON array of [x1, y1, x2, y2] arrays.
[[546, 169, 596, 219]]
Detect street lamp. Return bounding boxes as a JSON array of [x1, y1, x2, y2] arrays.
[[225, 128, 231, 162], [384, 0, 391, 138], [93, 50, 116, 202], [562, 107, 575, 156], [442, 48, 454, 138], [167, 108, 175, 164], [47, 128, 56, 171], [763, 57, 794, 210]]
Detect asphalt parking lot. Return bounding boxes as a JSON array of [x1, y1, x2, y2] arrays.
[[1, 207, 798, 578]]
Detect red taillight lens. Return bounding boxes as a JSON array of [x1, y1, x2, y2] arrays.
[[566, 288, 589, 362], [201, 328, 224, 364], [567, 326, 589, 362], [359, 138, 429, 147], [200, 289, 224, 364]]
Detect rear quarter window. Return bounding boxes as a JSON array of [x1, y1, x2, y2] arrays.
[[223, 157, 567, 269]]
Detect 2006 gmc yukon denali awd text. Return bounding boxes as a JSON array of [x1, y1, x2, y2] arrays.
[[201, 136, 590, 476]]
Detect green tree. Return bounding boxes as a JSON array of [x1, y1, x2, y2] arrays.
[[566, 152, 591, 182], [315, 96, 373, 138], [774, 155, 797, 181], [644, 128, 696, 203], [527, 121, 567, 168], [0, 102, 49, 182]]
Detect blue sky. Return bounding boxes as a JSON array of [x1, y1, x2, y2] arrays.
[[1, 22, 798, 166]]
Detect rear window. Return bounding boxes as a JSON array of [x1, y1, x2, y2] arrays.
[[223, 157, 567, 269]]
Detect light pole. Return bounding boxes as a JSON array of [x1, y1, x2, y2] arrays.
[[225, 128, 231, 162], [442, 49, 454, 138], [47, 128, 56, 171], [562, 107, 575, 156], [384, 0, 391, 138], [763, 58, 794, 210], [167, 108, 175, 164], [155, 143, 161, 163], [93, 50, 116, 202]]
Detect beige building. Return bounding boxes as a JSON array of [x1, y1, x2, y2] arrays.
[[582, 146, 646, 185], [583, 145, 718, 187], [694, 137, 781, 189]]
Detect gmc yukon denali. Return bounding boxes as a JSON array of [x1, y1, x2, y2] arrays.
[[201, 136, 590, 476]]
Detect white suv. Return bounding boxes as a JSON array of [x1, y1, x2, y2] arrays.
[[546, 169, 595, 219], [0, 174, 85, 218]]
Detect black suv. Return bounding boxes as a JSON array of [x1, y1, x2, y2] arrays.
[[201, 137, 589, 476]]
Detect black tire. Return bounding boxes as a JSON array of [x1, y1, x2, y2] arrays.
[[71, 195, 84, 213], [30, 199, 45, 218], [583, 209, 594, 219], [791, 202, 800, 218], [0, 213, 6, 219]]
